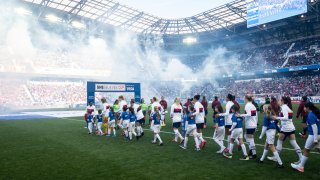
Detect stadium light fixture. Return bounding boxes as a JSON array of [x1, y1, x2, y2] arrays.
[[182, 37, 197, 45], [14, 7, 32, 15], [71, 21, 86, 29], [45, 14, 61, 23]]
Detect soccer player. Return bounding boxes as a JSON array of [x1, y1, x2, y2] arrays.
[[140, 98, 147, 126], [170, 97, 184, 143], [151, 97, 164, 126], [193, 95, 207, 149], [201, 96, 208, 129], [101, 98, 111, 135], [240, 95, 258, 159], [160, 96, 168, 126], [134, 101, 145, 138], [128, 107, 137, 141], [151, 106, 164, 146], [258, 106, 284, 168], [113, 99, 120, 128], [87, 114, 94, 135], [180, 104, 200, 150], [223, 105, 249, 160], [120, 106, 130, 140], [85, 101, 96, 129], [96, 109, 104, 136], [291, 102, 320, 172], [119, 95, 128, 113], [213, 105, 226, 153], [267, 96, 302, 163], [217, 94, 234, 152], [107, 107, 116, 137], [297, 96, 308, 138]]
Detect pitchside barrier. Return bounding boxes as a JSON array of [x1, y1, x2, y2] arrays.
[[87, 82, 141, 105]]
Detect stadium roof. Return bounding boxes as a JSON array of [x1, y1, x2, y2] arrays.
[[22, 0, 247, 35]]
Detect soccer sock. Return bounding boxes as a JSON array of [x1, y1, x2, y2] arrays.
[[213, 138, 225, 150], [153, 134, 157, 142], [129, 131, 132, 140], [156, 134, 163, 143], [199, 133, 205, 142], [124, 130, 128, 138], [227, 135, 231, 149], [234, 138, 239, 145], [184, 137, 188, 148], [132, 130, 137, 136], [177, 131, 183, 140], [108, 128, 111, 135], [229, 143, 234, 154], [113, 128, 116, 136], [276, 139, 283, 154], [141, 127, 144, 133], [248, 138, 256, 155], [194, 136, 200, 149], [273, 151, 283, 165], [299, 155, 308, 167], [290, 140, 302, 160], [241, 144, 248, 156], [260, 149, 268, 161]]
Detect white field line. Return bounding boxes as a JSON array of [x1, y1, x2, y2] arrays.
[[60, 117, 320, 155]]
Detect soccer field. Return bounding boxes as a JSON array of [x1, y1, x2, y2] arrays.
[[1, 104, 319, 180]]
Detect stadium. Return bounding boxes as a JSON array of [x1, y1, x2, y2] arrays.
[[0, 0, 320, 179]]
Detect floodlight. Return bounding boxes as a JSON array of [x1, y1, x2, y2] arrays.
[[71, 21, 86, 29], [182, 37, 197, 45], [45, 14, 61, 23], [14, 7, 32, 15]]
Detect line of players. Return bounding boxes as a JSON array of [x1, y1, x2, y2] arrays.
[[84, 94, 320, 173]]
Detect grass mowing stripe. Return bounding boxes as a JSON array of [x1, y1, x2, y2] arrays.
[[59, 117, 320, 155]]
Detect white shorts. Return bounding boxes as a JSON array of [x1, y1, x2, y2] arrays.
[[129, 122, 135, 132], [97, 122, 103, 128], [186, 124, 197, 135], [153, 125, 161, 134], [305, 135, 320, 150], [213, 126, 225, 141], [266, 129, 276, 145], [122, 120, 130, 129], [231, 128, 243, 139], [108, 120, 115, 128]]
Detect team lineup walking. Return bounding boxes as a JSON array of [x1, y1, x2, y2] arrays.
[[84, 94, 320, 173]]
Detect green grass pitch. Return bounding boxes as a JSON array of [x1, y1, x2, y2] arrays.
[[1, 104, 320, 180]]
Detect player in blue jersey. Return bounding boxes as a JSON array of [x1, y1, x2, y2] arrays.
[[96, 109, 104, 136], [151, 106, 164, 146], [107, 107, 116, 137], [258, 106, 284, 168], [180, 104, 200, 150], [291, 102, 320, 172], [87, 114, 94, 135], [128, 107, 137, 141], [120, 106, 130, 140], [213, 105, 226, 153], [223, 105, 249, 160]]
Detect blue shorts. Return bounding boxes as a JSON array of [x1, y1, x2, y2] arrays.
[[246, 128, 256, 135], [136, 119, 142, 124], [196, 123, 204, 129], [173, 122, 181, 128], [225, 125, 232, 129]]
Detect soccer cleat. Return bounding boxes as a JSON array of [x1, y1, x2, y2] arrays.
[[151, 141, 157, 144], [159, 142, 164, 146], [223, 152, 232, 159], [201, 140, 207, 150], [293, 160, 301, 165], [172, 139, 178, 142], [240, 155, 249, 161], [291, 163, 304, 172], [224, 148, 229, 153], [276, 163, 284, 169], [180, 145, 187, 150], [267, 156, 277, 162], [216, 149, 224, 154], [257, 159, 264, 163], [195, 147, 201, 151], [141, 132, 145, 137]]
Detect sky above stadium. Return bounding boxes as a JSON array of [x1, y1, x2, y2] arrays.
[[116, 0, 235, 19]]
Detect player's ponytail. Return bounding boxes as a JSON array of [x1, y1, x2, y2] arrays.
[[305, 102, 320, 119]]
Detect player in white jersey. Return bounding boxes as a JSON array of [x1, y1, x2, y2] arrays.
[[240, 95, 258, 159], [85, 102, 96, 130], [193, 95, 206, 150], [170, 97, 184, 143], [130, 99, 145, 138], [118, 95, 128, 113], [267, 96, 302, 164], [216, 94, 234, 152], [101, 98, 111, 135]]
